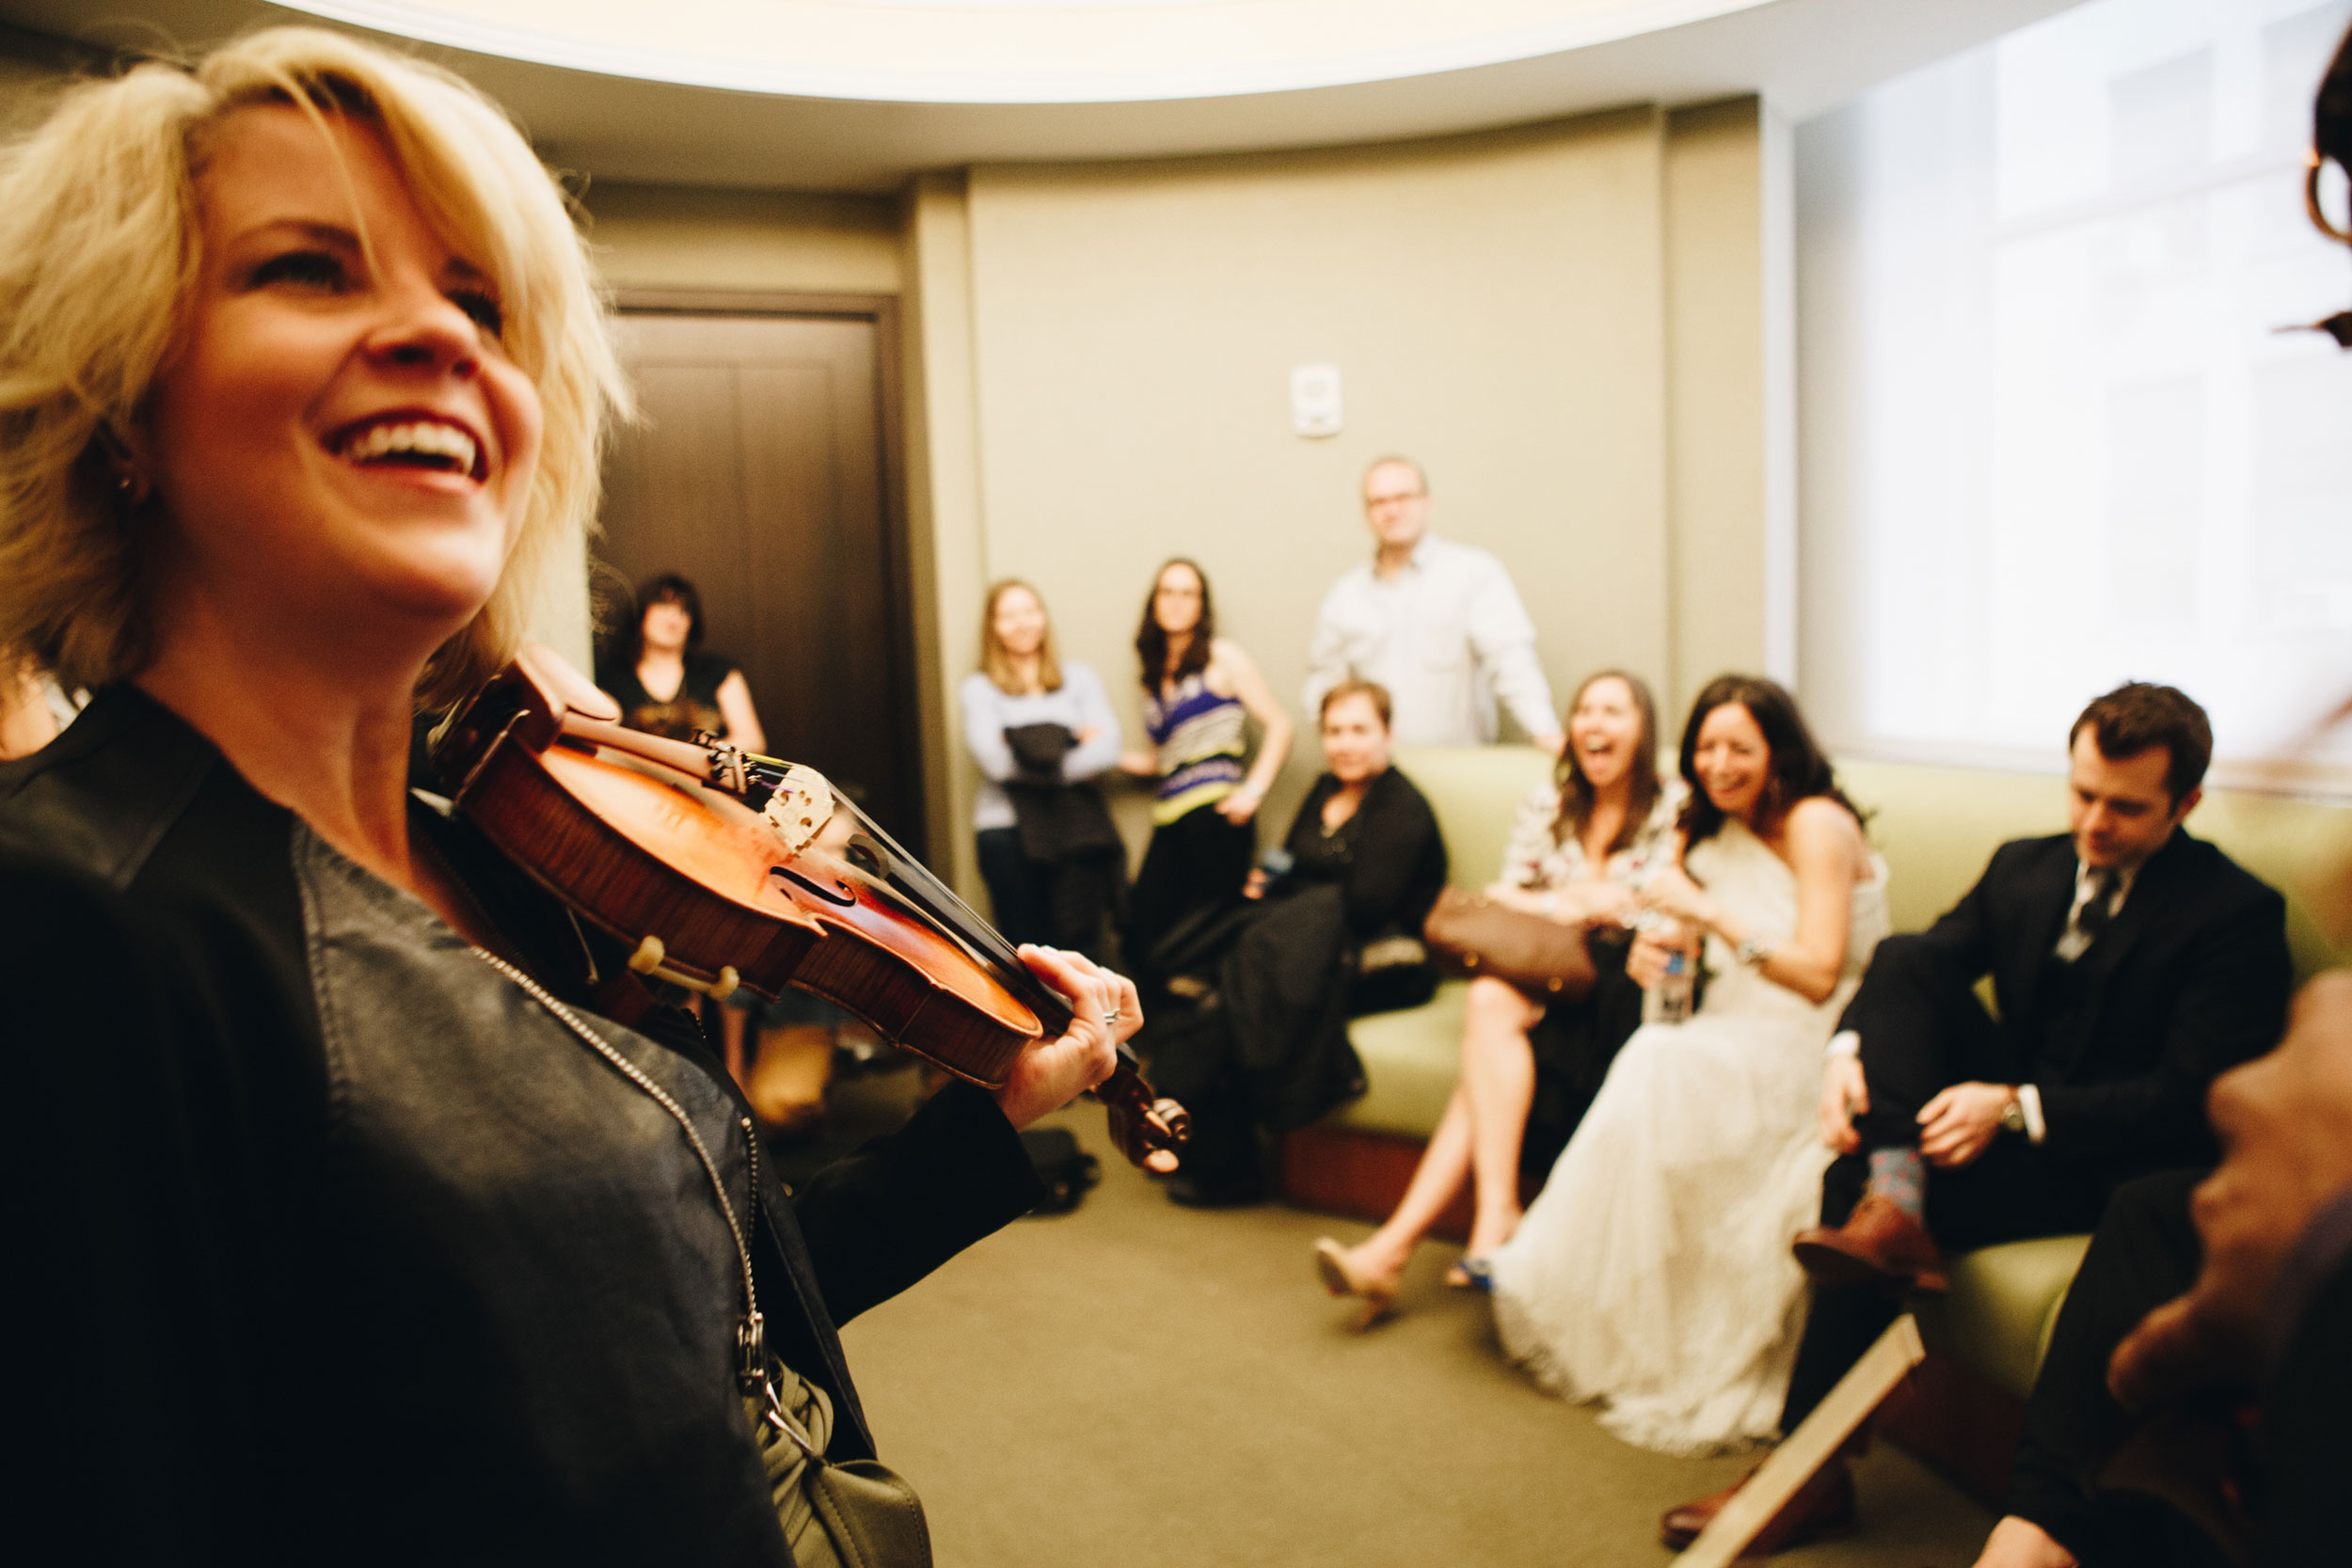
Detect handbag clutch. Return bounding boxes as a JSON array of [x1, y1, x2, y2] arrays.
[[1421, 886, 1597, 1001]]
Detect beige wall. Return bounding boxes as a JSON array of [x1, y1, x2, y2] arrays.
[[910, 100, 1784, 884], [1664, 97, 1771, 712], [900, 172, 990, 890], [582, 182, 903, 294]]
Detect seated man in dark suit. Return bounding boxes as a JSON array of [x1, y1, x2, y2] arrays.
[[1661, 682, 2293, 1555]]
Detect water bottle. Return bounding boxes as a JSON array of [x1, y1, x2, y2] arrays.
[[1645, 944, 1693, 1025]]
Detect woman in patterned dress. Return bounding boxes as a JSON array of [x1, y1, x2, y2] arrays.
[[1118, 558, 1292, 1013]]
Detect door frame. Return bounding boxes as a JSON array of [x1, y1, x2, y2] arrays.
[[609, 289, 926, 861]]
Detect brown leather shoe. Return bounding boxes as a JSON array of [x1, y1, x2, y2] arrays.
[[1791, 1194, 1947, 1291], [1660, 1459, 1857, 1555]]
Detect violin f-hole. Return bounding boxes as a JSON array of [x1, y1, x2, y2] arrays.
[[770, 863, 857, 908]]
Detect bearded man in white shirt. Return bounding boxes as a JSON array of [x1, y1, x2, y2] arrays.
[[1302, 457, 1565, 753]]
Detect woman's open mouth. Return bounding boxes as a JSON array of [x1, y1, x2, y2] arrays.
[[327, 413, 486, 482]]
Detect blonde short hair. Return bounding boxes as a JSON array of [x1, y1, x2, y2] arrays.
[[0, 26, 629, 707]]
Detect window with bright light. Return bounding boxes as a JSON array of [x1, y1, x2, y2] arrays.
[[1797, 0, 2352, 787]]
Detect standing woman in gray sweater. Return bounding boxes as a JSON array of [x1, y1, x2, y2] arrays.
[[960, 578, 1125, 958]]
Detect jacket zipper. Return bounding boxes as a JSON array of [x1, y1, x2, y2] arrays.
[[468, 948, 799, 1440]]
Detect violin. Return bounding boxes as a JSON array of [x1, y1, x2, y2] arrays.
[[429, 644, 1187, 1166]]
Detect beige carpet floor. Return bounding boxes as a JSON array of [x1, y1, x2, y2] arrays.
[[829, 1085, 1994, 1568]]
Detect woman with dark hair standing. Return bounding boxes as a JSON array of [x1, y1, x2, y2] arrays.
[[1117, 559, 1292, 1014], [1313, 671, 1681, 1325], [596, 573, 817, 1120], [596, 572, 765, 749], [1489, 675, 1889, 1456]]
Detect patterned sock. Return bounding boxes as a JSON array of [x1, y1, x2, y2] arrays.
[[1864, 1147, 1926, 1221]]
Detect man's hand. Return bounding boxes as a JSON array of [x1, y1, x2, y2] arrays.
[[1534, 731, 1567, 758], [1820, 1054, 1869, 1154], [991, 944, 1138, 1128], [2110, 973, 2352, 1412], [1916, 1081, 2012, 1168]]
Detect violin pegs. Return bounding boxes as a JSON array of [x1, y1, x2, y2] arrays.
[[628, 934, 667, 975], [710, 965, 740, 1002]]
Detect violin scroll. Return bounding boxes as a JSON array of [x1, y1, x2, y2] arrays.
[[1098, 1046, 1191, 1168]]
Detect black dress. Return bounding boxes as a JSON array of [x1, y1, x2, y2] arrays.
[[597, 650, 740, 742], [1148, 768, 1447, 1199]]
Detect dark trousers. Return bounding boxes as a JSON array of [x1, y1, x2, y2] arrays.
[[2007, 1168, 2212, 1565], [2015, 1175, 2352, 1567], [1141, 1017, 1262, 1193], [976, 828, 1054, 948], [1782, 935, 2112, 1430], [1122, 804, 1255, 1014], [975, 827, 1122, 963], [1844, 932, 2029, 1148]]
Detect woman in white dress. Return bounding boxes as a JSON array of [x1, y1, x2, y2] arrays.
[[1489, 675, 1889, 1456]]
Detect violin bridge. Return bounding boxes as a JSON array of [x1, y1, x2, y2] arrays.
[[759, 764, 837, 859]]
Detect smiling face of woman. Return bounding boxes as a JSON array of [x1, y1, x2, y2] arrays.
[[142, 104, 543, 659], [1321, 691, 1391, 784], [991, 584, 1047, 659], [1567, 675, 1643, 792], [1152, 562, 1204, 638], [1692, 702, 1772, 823]]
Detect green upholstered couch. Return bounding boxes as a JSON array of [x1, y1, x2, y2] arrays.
[[1279, 743, 2352, 1499]]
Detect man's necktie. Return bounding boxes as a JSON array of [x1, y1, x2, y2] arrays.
[[2067, 866, 2118, 959]]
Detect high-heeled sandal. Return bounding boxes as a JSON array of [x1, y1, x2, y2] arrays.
[[1312, 1238, 1399, 1332], [1447, 1257, 1496, 1292]]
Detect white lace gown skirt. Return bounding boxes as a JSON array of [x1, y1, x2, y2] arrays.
[[1489, 1012, 1836, 1454]]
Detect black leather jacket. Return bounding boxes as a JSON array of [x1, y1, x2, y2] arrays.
[[1, 688, 1043, 1565]]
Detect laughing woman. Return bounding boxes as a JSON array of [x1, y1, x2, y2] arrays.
[[1488, 676, 1887, 1455], [0, 31, 1140, 1562]]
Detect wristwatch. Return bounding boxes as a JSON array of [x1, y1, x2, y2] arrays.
[[1734, 935, 1773, 969], [1999, 1092, 2027, 1135]]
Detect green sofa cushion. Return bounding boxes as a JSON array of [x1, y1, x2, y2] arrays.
[[1332, 980, 1470, 1137], [1911, 1233, 2094, 1400]]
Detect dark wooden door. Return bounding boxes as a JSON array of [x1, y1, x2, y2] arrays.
[[596, 305, 923, 856]]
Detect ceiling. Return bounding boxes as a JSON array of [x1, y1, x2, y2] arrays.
[[0, 0, 2084, 190]]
